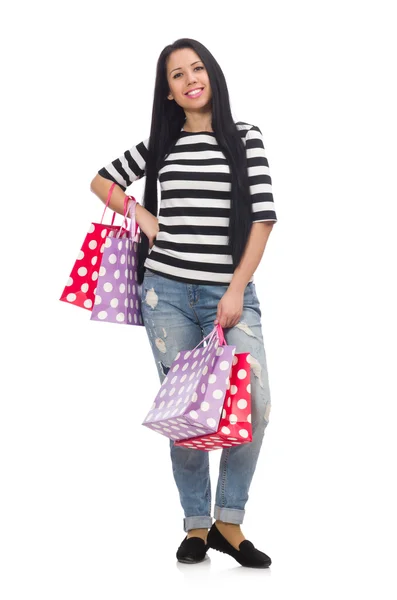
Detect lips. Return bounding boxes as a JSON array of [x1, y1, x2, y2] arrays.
[[185, 87, 204, 96]]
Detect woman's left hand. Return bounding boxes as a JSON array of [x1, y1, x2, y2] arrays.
[[215, 288, 244, 329]]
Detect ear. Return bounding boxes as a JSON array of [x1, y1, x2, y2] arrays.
[[167, 92, 174, 101]]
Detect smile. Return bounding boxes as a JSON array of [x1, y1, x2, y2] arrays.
[[184, 88, 204, 98]]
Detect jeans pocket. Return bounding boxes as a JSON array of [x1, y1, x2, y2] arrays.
[[143, 269, 157, 287]]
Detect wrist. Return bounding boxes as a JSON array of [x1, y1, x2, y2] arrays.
[[228, 278, 247, 295], [125, 195, 138, 216]]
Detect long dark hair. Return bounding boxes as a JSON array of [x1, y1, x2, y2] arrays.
[[138, 37, 252, 284]]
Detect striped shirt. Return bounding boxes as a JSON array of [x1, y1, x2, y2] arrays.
[[98, 121, 277, 285]]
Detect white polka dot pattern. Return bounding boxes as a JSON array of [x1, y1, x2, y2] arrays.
[[60, 220, 129, 311], [142, 334, 237, 440], [90, 234, 143, 326], [174, 352, 252, 451]]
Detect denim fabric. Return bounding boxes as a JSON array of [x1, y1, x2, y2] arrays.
[[140, 269, 272, 532]]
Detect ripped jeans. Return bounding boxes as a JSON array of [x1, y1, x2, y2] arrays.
[[140, 269, 272, 532]]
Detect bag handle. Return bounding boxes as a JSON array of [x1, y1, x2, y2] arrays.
[[128, 199, 138, 238], [190, 323, 226, 352], [115, 195, 138, 239], [100, 182, 117, 225], [125, 195, 139, 237], [216, 323, 226, 345], [98, 183, 138, 237]]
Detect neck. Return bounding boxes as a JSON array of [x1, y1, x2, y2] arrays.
[[183, 110, 213, 133]]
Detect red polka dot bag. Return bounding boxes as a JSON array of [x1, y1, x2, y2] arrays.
[[90, 199, 143, 326], [60, 183, 129, 311], [142, 324, 237, 441], [174, 331, 252, 451]]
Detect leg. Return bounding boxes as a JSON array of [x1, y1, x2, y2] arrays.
[[196, 281, 272, 551], [214, 283, 271, 526], [140, 271, 213, 534]]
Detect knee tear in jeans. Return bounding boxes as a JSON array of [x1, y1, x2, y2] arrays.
[[160, 361, 170, 376], [236, 321, 256, 338], [248, 354, 264, 388], [155, 337, 167, 353], [144, 287, 158, 309]]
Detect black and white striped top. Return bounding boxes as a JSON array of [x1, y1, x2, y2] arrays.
[[98, 121, 277, 285]]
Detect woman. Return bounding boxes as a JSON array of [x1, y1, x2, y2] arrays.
[[90, 38, 277, 568]]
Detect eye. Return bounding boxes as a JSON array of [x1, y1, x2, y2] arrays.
[[173, 65, 204, 79]]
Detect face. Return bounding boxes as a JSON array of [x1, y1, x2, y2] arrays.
[[166, 47, 212, 111]]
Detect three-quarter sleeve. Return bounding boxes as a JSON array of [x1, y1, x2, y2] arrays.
[[97, 137, 150, 191], [245, 126, 277, 223]]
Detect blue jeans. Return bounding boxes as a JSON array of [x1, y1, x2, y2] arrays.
[[140, 269, 272, 532]]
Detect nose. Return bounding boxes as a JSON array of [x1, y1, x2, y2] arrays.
[[187, 71, 198, 86]]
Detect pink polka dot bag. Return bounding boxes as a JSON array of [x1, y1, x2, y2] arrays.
[[142, 324, 236, 441], [174, 351, 253, 451], [60, 183, 129, 312], [90, 197, 143, 326]]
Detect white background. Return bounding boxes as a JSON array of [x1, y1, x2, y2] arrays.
[[1, 0, 396, 598]]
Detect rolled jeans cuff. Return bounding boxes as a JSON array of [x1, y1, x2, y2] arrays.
[[214, 506, 245, 524], [183, 515, 213, 532]]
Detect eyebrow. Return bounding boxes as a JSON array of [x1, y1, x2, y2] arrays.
[[170, 60, 202, 75]]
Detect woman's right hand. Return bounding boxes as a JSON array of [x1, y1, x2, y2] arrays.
[[135, 204, 159, 248], [89, 176, 159, 247]]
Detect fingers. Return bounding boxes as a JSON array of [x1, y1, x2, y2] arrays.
[[215, 314, 240, 329], [215, 299, 242, 329]]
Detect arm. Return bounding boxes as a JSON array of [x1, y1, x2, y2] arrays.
[[90, 175, 159, 248], [90, 137, 159, 246], [215, 126, 277, 328], [215, 223, 274, 328], [228, 222, 274, 294]]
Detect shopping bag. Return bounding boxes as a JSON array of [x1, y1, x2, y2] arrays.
[[59, 183, 128, 311], [142, 324, 236, 441], [90, 200, 143, 326], [174, 352, 252, 451]]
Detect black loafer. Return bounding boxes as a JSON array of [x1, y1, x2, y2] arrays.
[[207, 523, 271, 568], [176, 536, 209, 564]]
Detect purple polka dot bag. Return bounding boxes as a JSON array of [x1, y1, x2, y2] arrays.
[[90, 200, 143, 326], [142, 324, 236, 440]]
